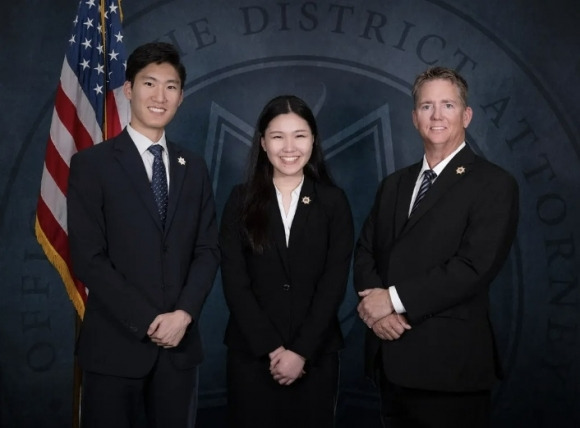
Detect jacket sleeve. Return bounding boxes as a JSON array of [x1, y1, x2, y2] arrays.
[[220, 186, 284, 357], [174, 159, 220, 323], [354, 179, 390, 292], [67, 151, 160, 338]]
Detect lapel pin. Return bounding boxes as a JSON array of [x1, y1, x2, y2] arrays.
[[178, 156, 186, 165], [301, 196, 311, 205], [456, 166, 465, 175]]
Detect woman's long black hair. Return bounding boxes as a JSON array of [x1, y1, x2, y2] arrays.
[[241, 95, 334, 253]]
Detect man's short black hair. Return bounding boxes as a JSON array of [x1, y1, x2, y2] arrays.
[[125, 42, 186, 88]]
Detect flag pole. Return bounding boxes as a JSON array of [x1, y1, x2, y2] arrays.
[[72, 3, 110, 426], [36, 0, 130, 424], [100, 0, 109, 140], [72, 315, 82, 428]]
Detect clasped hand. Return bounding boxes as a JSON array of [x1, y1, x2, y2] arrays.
[[357, 288, 394, 326], [147, 309, 192, 348], [268, 346, 306, 386], [371, 313, 411, 341], [358, 288, 411, 340]]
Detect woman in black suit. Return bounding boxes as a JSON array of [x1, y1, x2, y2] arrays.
[[220, 95, 354, 428]]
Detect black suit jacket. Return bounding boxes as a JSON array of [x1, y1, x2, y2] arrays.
[[354, 145, 519, 392], [220, 178, 354, 363], [67, 129, 220, 377]]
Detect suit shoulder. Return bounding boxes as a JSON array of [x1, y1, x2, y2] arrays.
[[228, 183, 246, 200], [167, 142, 214, 184], [70, 138, 116, 165], [224, 183, 246, 208], [312, 183, 353, 222], [376, 162, 418, 189], [473, 156, 518, 186], [168, 142, 207, 166], [313, 181, 349, 204], [221, 183, 246, 226]]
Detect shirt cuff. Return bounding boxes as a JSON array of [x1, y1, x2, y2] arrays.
[[388, 286, 406, 314]]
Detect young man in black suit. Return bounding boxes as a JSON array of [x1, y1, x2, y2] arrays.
[[67, 42, 220, 428], [355, 66, 519, 428]]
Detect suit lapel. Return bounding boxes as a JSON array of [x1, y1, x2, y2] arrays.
[[164, 142, 186, 234], [395, 163, 421, 238], [269, 186, 291, 276], [403, 145, 475, 232], [287, 177, 314, 249], [112, 131, 163, 231]]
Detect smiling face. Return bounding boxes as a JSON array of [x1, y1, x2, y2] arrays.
[[261, 112, 314, 181], [123, 62, 183, 142], [412, 78, 473, 155]]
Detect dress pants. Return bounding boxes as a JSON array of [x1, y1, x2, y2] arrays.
[[378, 368, 490, 428], [81, 349, 198, 428], [227, 349, 339, 428]]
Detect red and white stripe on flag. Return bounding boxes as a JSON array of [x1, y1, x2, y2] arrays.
[[35, 0, 130, 319]]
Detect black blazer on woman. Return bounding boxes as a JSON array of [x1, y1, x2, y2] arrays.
[[220, 177, 354, 363]]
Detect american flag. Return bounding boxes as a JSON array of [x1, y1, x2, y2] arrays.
[[35, 0, 130, 319]]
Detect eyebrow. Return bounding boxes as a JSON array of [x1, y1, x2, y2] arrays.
[[419, 99, 457, 104], [268, 129, 311, 133], [140, 75, 181, 85]]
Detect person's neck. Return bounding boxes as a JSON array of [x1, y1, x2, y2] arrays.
[[129, 122, 164, 143], [424, 141, 462, 169], [273, 174, 303, 194]]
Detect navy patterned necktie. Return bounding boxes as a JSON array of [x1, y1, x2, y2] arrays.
[[148, 144, 168, 226], [410, 169, 437, 215]]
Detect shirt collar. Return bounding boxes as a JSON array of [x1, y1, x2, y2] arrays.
[[420, 141, 466, 177], [274, 175, 305, 198], [126, 124, 168, 156]]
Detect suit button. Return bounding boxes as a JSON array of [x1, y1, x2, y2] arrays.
[[282, 284, 290, 291]]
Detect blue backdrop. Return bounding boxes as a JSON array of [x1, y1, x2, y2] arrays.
[[1, 1, 579, 427]]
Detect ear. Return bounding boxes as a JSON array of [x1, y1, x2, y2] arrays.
[[123, 80, 132, 100], [178, 89, 184, 106], [261, 137, 266, 152], [462, 106, 473, 128]]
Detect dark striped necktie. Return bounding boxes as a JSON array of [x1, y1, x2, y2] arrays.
[[148, 144, 168, 226], [410, 169, 436, 215]]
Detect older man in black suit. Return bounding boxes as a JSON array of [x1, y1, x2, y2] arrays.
[[67, 42, 219, 428], [355, 66, 519, 428]]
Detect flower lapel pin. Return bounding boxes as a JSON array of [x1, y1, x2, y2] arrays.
[[178, 156, 186, 166], [456, 166, 466, 175], [301, 196, 312, 205]]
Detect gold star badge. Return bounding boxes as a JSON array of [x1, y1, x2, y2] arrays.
[[178, 157, 186, 165], [456, 166, 465, 175], [301, 196, 311, 205]]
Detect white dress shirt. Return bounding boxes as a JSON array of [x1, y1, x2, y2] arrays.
[[274, 176, 305, 246], [127, 124, 170, 190]]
